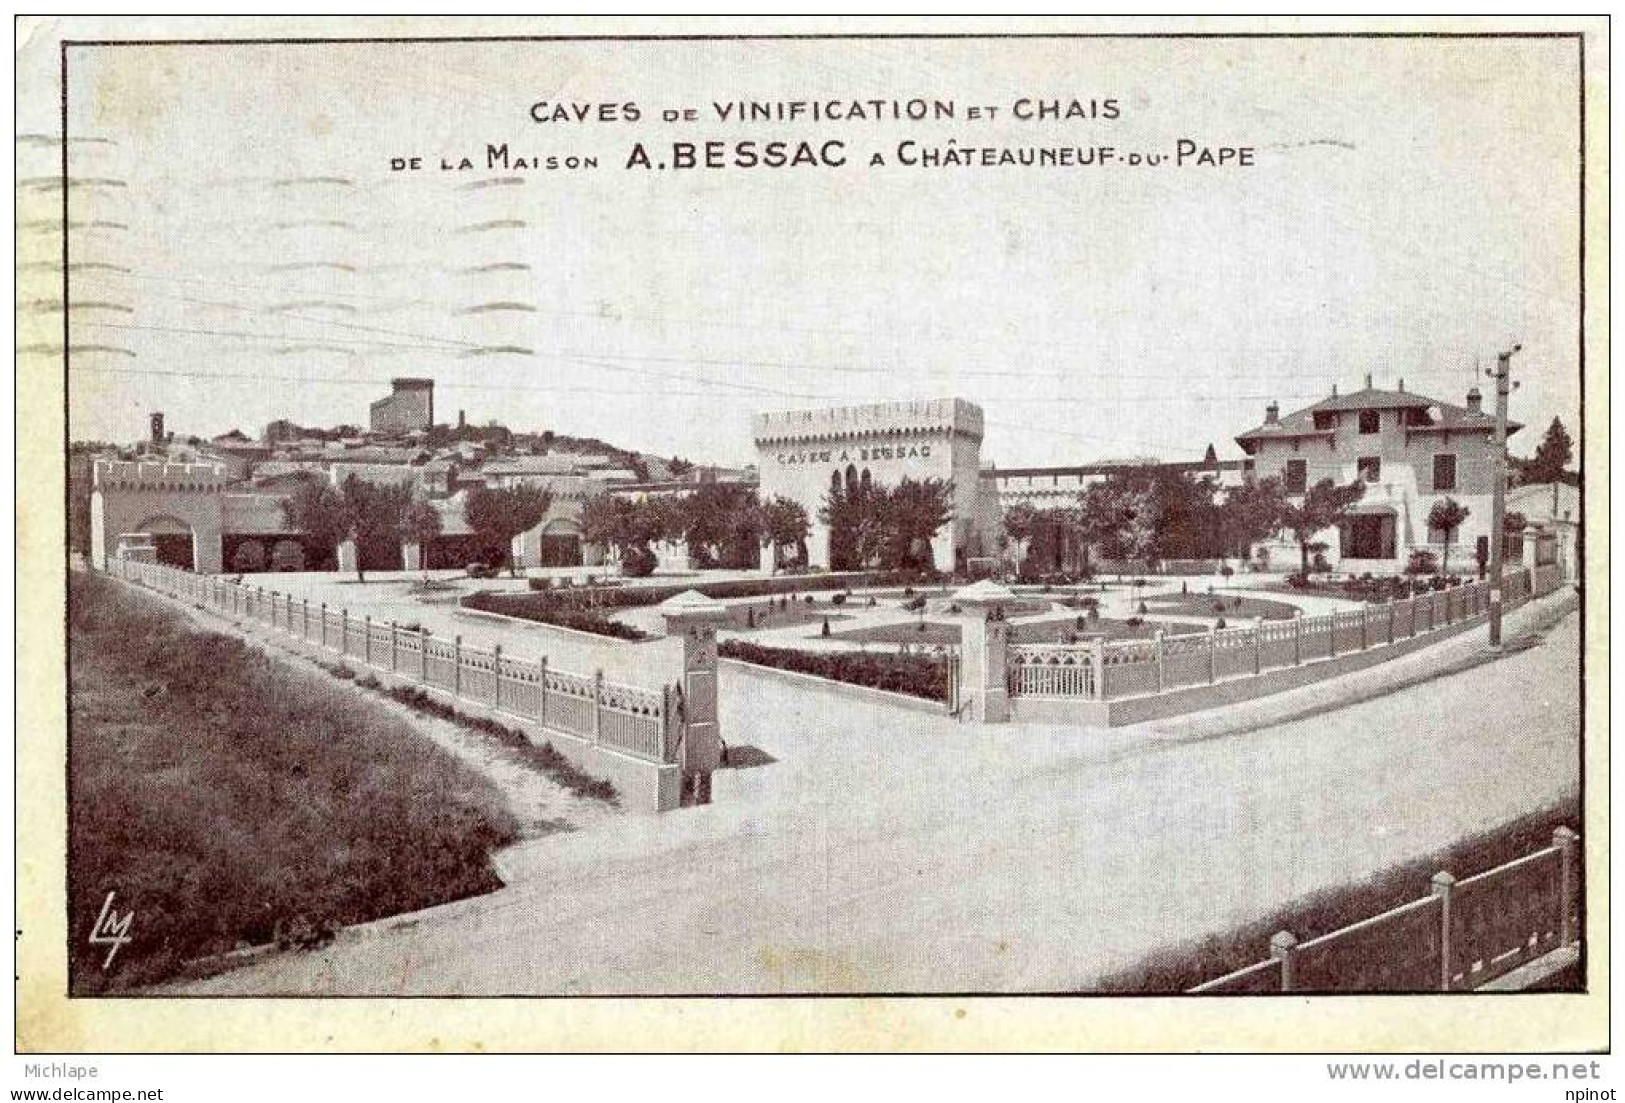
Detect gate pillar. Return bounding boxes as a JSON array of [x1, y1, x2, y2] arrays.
[[660, 590, 730, 805], [952, 579, 1016, 723]]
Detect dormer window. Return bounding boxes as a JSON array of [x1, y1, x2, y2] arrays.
[[1312, 411, 1337, 431], [1358, 410, 1381, 434]]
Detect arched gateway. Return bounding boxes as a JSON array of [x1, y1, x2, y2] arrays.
[[90, 461, 228, 573]]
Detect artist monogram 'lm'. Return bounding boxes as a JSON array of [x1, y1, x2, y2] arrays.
[[89, 892, 134, 969]]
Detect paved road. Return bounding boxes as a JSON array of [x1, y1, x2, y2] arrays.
[[176, 598, 1580, 994]]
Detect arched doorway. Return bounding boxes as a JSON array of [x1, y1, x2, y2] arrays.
[[133, 515, 197, 570], [537, 518, 584, 567]]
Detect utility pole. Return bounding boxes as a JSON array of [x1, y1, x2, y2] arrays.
[[1487, 344, 1519, 648]]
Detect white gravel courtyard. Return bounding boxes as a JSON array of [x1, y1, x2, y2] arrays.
[[174, 586, 1581, 995]]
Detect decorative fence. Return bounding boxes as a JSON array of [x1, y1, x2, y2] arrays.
[[1189, 828, 1581, 994], [108, 557, 682, 765], [1008, 563, 1565, 703]]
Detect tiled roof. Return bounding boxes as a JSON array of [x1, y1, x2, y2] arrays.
[[1236, 384, 1518, 445], [1310, 386, 1432, 412]]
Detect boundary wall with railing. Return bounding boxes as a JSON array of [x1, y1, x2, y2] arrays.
[[1190, 828, 1581, 994], [106, 557, 688, 810], [1004, 563, 1566, 725]]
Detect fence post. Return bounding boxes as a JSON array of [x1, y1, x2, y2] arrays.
[[1360, 604, 1369, 649], [1431, 871, 1456, 992], [1252, 617, 1264, 675], [493, 645, 503, 711], [539, 656, 549, 727], [363, 615, 372, 666], [1328, 611, 1339, 657], [593, 669, 604, 743], [1293, 611, 1302, 665], [302, 598, 310, 641], [1154, 629, 1166, 693], [390, 620, 399, 673], [1388, 600, 1396, 643], [319, 603, 328, 648], [662, 684, 675, 762], [1270, 930, 1298, 993], [1207, 625, 1218, 683], [1090, 638, 1107, 700], [1554, 827, 1579, 948], [453, 634, 463, 697]]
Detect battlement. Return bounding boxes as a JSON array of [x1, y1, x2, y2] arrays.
[[93, 460, 229, 491], [752, 397, 983, 445]]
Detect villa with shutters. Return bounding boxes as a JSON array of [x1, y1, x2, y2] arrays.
[[1235, 375, 1519, 574]]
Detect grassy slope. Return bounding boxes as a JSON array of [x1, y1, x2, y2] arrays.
[[69, 572, 520, 992]]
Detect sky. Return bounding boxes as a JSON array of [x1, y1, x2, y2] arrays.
[[23, 32, 1584, 468]]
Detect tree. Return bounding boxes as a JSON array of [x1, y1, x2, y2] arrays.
[[882, 477, 954, 572], [581, 493, 636, 555], [345, 479, 419, 583], [282, 477, 352, 575], [819, 479, 888, 571], [1220, 476, 1288, 560], [760, 496, 811, 569], [1426, 496, 1471, 574], [463, 484, 554, 577], [1523, 417, 1575, 484], [402, 498, 442, 574], [281, 475, 423, 583], [230, 540, 267, 574], [683, 483, 761, 568], [1280, 478, 1366, 576], [1001, 502, 1038, 547], [1078, 478, 1159, 564]]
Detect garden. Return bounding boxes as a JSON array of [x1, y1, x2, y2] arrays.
[[717, 639, 951, 702]]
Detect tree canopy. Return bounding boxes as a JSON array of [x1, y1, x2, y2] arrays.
[[463, 484, 554, 576], [821, 477, 951, 572], [280, 474, 426, 581], [1426, 496, 1471, 573], [1520, 416, 1576, 485], [1280, 478, 1366, 575]]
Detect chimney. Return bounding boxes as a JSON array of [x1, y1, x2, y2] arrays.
[[1331, 383, 1339, 397], [1466, 386, 1483, 415], [1265, 400, 1280, 425], [149, 411, 164, 445], [1397, 378, 1405, 392], [458, 409, 466, 429], [1364, 372, 1373, 389]]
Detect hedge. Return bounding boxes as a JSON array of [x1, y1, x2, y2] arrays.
[[463, 591, 651, 639], [718, 639, 948, 702], [521, 570, 910, 607]]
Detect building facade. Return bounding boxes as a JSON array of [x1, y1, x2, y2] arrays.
[[1236, 376, 1517, 573], [752, 398, 989, 572], [369, 377, 435, 433]]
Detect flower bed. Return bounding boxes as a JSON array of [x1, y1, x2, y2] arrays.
[[463, 590, 651, 640], [718, 639, 948, 701]]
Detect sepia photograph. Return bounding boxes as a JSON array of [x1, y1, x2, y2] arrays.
[[13, 14, 1607, 1061]]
